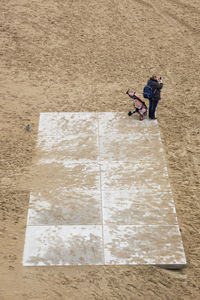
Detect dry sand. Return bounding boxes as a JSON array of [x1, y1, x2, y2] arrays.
[[0, 0, 200, 299]]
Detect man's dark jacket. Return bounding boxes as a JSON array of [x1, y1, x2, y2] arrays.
[[147, 79, 163, 101]]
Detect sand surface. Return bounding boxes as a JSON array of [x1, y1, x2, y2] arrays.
[[0, 0, 200, 299]]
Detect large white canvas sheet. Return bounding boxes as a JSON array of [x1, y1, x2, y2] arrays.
[[23, 113, 186, 268]]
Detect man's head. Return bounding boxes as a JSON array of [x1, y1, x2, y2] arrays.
[[150, 74, 157, 81]]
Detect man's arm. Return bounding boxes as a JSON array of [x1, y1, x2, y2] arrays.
[[154, 81, 163, 90]]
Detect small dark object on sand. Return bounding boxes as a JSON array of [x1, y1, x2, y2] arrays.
[[26, 124, 30, 131]]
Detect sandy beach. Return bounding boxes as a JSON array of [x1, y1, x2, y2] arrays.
[[0, 0, 200, 299]]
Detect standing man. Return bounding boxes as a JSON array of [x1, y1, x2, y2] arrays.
[[147, 74, 163, 120]]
